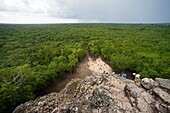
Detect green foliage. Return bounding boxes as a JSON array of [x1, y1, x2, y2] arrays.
[[0, 24, 170, 113]]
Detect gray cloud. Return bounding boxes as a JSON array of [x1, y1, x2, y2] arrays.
[[0, 0, 169, 23], [66, 0, 170, 23]]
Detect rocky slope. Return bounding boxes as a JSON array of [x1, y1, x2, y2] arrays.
[[13, 73, 170, 113]]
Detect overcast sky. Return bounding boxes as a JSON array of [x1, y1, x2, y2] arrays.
[[0, 0, 170, 23]]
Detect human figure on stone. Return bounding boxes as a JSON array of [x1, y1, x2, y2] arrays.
[[134, 74, 141, 83], [122, 73, 127, 78]]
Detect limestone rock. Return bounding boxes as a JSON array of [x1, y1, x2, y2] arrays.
[[141, 78, 155, 90], [13, 74, 170, 113], [125, 83, 155, 113], [155, 78, 170, 90], [153, 87, 170, 104]]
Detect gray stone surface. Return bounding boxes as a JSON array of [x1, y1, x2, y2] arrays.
[[141, 78, 155, 90], [125, 83, 155, 113], [153, 87, 170, 104], [155, 78, 170, 90], [13, 74, 170, 113]]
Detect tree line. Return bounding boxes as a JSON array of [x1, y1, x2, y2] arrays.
[[0, 24, 170, 113]]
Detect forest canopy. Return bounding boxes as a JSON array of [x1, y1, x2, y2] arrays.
[[0, 24, 170, 113]]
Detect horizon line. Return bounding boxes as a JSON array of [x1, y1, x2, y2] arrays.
[[0, 22, 170, 25]]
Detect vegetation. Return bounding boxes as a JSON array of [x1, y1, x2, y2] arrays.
[[0, 24, 170, 112]]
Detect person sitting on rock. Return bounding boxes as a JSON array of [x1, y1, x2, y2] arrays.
[[135, 74, 141, 83], [122, 73, 127, 78]]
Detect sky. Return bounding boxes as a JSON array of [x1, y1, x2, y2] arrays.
[[0, 0, 169, 24]]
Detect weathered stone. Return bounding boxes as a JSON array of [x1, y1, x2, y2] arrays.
[[168, 106, 170, 112], [141, 78, 155, 90], [125, 83, 155, 113], [12, 104, 24, 113], [125, 83, 143, 98], [155, 78, 170, 90], [158, 103, 170, 113], [13, 73, 170, 113], [136, 97, 150, 112], [140, 91, 155, 104], [153, 87, 170, 104]]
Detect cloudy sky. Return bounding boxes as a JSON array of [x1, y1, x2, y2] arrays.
[[0, 0, 170, 23]]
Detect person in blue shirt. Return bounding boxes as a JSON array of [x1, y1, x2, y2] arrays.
[[122, 73, 127, 78]]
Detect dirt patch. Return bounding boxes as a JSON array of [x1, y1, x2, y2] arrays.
[[41, 55, 113, 95], [87, 57, 112, 74]]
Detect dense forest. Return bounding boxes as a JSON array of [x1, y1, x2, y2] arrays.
[[0, 24, 170, 113]]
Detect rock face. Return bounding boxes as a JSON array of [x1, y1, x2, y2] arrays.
[[13, 74, 170, 113], [141, 78, 155, 90], [155, 78, 170, 91]]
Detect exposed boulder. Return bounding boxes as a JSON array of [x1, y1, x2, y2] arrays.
[[153, 87, 170, 104], [141, 78, 155, 90], [125, 83, 155, 113], [13, 74, 170, 113], [155, 78, 170, 90]]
